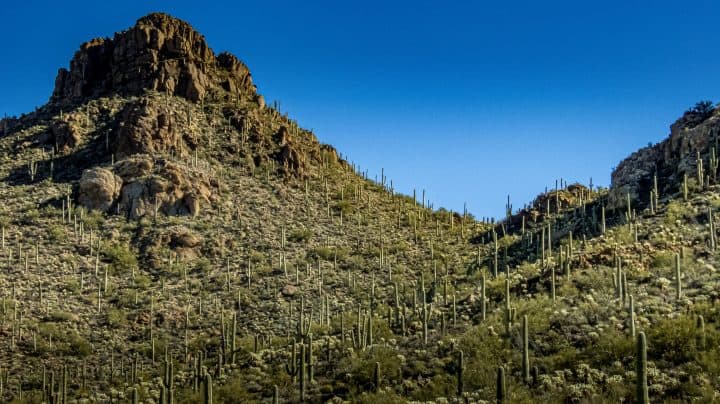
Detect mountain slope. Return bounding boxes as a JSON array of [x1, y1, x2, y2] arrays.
[[0, 12, 717, 404]]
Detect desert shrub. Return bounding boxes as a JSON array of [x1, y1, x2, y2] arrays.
[[102, 242, 137, 274], [408, 372, 455, 401], [336, 345, 403, 396], [214, 377, 257, 403], [308, 246, 334, 261], [106, 308, 127, 328], [248, 250, 266, 263], [133, 272, 152, 290], [647, 316, 697, 365], [650, 250, 675, 270], [456, 325, 508, 392], [193, 257, 212, 273], [289, 228, 313, 243], [48, 224, 66, 242], [20, 208, 40, 225], [335, 200, 354, 216], [38, 324, 92, 357], [48, 310, 77, 323], [664, 200, 695, 226], [82, 208, 105, 229], [585, 328, 634, 368], [353, 391, 406, 404]]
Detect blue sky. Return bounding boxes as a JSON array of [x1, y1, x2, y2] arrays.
[[2, 1, 720, 218]]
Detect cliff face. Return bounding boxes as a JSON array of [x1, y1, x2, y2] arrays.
[[50, 13, 259, 105], [609, 108, 720, 209]]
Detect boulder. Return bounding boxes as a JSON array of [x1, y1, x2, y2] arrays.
[[78, 168, 123, 211]]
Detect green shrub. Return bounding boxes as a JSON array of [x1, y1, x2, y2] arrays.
[[650, 250, 675, 270], [48, 224, 66, 242], [289, 228, 313, 243], [664, 200, 694, 226], [102, 242, 137, 274], [647, 316, 696, 365], [106, 308, 127, 328], [335, 200, 355, 216], [337, 346, 403, 396], [48, 310, 78, 323], [308, 246, 335, 261]]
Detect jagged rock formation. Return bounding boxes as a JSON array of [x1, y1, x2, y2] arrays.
[[50, 13, 258, 106], [610, 107, 720, 209], [26, 12, 347, 218], [113, 96, 199, 158]]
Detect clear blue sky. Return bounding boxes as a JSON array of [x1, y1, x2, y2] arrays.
[[2, 1, 720, 218]]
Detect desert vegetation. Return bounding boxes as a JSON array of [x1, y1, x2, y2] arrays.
[[0, 12, 717, 404]]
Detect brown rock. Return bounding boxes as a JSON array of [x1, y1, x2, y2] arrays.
[[169, 226, 202, 249], [281, 284, 299, 297], [78, 167, 123, 211], [50, 119, 83, 152], [113, 154, 154, 179], [115, 159, 213, 219], [610, 107, 720, 209], [113, 97, 197, 158], [275, 126, 308, 177], [50, 13, 257, 106]]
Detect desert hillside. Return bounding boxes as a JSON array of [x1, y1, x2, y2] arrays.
[[0, 12, 717, 404]]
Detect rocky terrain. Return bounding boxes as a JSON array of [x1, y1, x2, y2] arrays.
[[0, 12, 717, 404]]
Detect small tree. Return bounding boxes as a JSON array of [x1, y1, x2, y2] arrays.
[[683, 100, 715, 127], [688, 100, 714, 117]]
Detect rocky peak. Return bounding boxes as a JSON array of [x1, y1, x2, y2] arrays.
[[5, 13, 346, 220], [609, 106, 720, 209], [51, 12, 258, 105]]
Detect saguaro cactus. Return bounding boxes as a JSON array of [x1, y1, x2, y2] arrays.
[[629, 295, 636, 338], [637, 332, 649, 404], [675, 253, 682, 300], [204, 373, 213, 404], [299, 344, 306, 402], [522, 315, 530, 384], [457, 350, 464, 397], [696, 315, 706, 351], [374, 361, 381, 392], [496, 366, 506, 403]]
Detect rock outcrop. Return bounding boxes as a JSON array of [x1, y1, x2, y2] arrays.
[[609, 108, 720, 209], [78, 154, 215, 219], [51, 13, 257, 105], [78, 167, 123, 211], [114, 96, 198, 158], [48, 12, 349, 218]]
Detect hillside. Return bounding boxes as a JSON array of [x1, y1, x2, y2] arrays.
[[0, 12, 717, 404]]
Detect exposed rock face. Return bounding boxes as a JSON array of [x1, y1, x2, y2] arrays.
[[78, 155, 215, 219], [276, 126, 308, 177], [51, 13, 257, 105], [141, 225, 204, 267], [78, 168, 123, 211], [50, 117, 84, 152], [609, 109, 720, 209], [114, 96, 197, 158]]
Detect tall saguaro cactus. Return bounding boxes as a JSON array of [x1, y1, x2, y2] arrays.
[[522, 315, 530, 384], [456, 350, 464, 397], [496, 366, 506, 403], [636, 332, 649, 404]]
